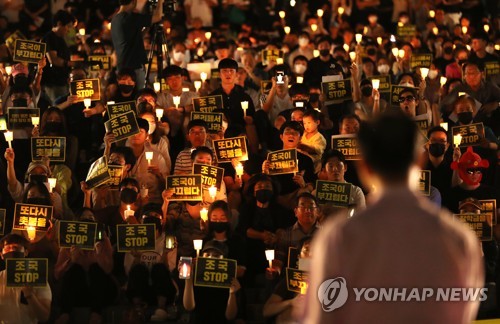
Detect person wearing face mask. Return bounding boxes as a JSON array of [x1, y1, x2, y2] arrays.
[[353, 79, 387, 118], [236, 174, 290, 283], [136, 111, 172, 172], [434, 40, 455, 75], [170, 41, 189, 69], [423, 65, 443, 105], [445, 47, 469, 80], [109, 69, 138, 103], [304, 36, 338, 87], [288, 33, 314, 67], [365, 13, 385, 38], [260, 65, 293, 126], [291, 56, 309, 79], [1, 63, 45, 115], [0, 234, 52, 324]]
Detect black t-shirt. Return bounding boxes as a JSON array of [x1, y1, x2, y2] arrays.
[[111, 12, 151, 70], [304, 56, 339, 87], [42, 31, 71, 86], [272, 151, 316, 195], [210, 85, 255, 128], [445, 184, 499, 214], [425, 157, 453, 204]]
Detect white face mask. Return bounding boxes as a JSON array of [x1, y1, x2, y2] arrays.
[[298, 38, 309, 47], [368, 16, 377, 24], [294, 63, 307, 74], [427, 69, 438, 80], [377, 64, 390, 74], [173, 51, 185, 62]]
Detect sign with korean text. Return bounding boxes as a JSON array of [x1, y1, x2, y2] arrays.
[[484, 61, 500, 78], [331, 134, 361, 160], [390, 85, 415, 106], [6, 258, 48, 287], [286, 268, 309, 293], [194, 257, 237, 289], [410, 54, 433, 70], [31, 137, 66, 162], [5, 30, 26, 52], [368, 75, 391, 93], [419, 170, 431, 196], [261, 80, 272, 95], [88, 55, 111, 71], [414, 114, 430, 135], [104, 110, 140, 143], [85, 156, 111, 189], [213, 136, 249, 163], [13, 39, 46, 63], [0, 209, 5, 235], [166, 175, 203, 201], [104, 165, 125, 190], [480, 199, 497, 225], [315, 180, 351, 207], [261, 49, 284, 66], [70, 78, 101, 102], [116, 224, 156, 252], [13, 203, 52, 232], [107, 101, 136, 119], [454, 213, 492, 241], [287, 247, 299, 269], [191, 112, 223, 133], [210, 68, 220, 80], [7, 107, 39, 129], [451, 123, 485, 147], [59, 221, 97, 250], [397, 25, 417, 38], [267, 148, 299, 175], [193, 163, 224, 190], [192, 95, 224, 113], [321, 79, 352, 102]]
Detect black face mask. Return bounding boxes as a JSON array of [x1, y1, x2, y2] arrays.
[[429, 143, 446, 157], [118, 84, 134, 94], [14, 75, 29, 87], [3, 252, 25, 259], [309, 93, 319, 103], [457, 111, 473, 124], [255, 189, 273, 204], [26, 197, 51, 206], [319, 49, 330, 57], [361, 86, 373, 97], [120, 188, 138, 204], [12, 98, 28, 107], [44, 121, 63, 134], [211, 222, 230, 233], [443, 47, 453, 55], [366, 48, 376, 56]]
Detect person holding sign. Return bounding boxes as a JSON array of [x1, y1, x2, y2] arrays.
[[174, 119, 209, 175], [162, 65, 196, 114], [0, 234, 52, 323], [305, 113, 484, 323], [260, 64, 293, 125]]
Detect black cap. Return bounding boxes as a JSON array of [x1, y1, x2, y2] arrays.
[[218, 58, 238, 70]]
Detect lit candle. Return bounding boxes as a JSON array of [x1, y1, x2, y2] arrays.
[[440, 76, 447, 86], [432, 27, 439, 35], [48, 178, 57, 192], [182, 87, 189, 92], [391, 47, 399, 57], [194, 80, 202, 92], [496, 45, 500, 51], [343, 44, 349, 52], [205, 32, 212, 40], [371, 79, 380, 90], [363, 26, 368, 35], [398, 22, 404, 27], [420, 67, 429, 79], [145, 151, 153, 165], [440, 122, 448, 131], [31, 116, 39, 127], [124, 205, 134, 220], [466, 44, 471, 51], [199, 208, 208, 222], [390, 35, 396, 42], [279, 11, 286, 19], [313, 50, 319, 58], [317, 9, 324, 17], [355, 33, 362, 44], [4, 130, 13, 148], [5, 66, 12, 75], [429, 10, 435, 18], [398, 49, 405, 58], [349, 51, 356, 61], [295, 101, 304, 108], [26, 226, 36, 241], [265, 249, 274, 268], [284, 26, 291, 34], [235, 163, 244, 177], [181, 262, 189, 277], [453, 134, 462, 147], [107, 101, 115, 105], [458, 92, 466, 97], [155, 108, 164, 120], [377, 37, 382, 45], [241, 101, 248, 117], [79, 28, 86, 36], [173, 96, 181, 109], [193, 239, 203, 257], [300, 285, 307, 295], [208, 185, 217, 200], [276, 58, 284, 65], [310, 24, 318, 32], [200, 72, 207, 83], [165, 236, 175, 249], [338, 7, 345, 15], [153, 81, 161, 93], [296, 76, 304, 84], [484, 25, 490, 33], [84, 98, 91, 108], [462, 26, 467, 35]]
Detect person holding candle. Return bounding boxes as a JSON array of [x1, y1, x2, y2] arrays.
[[288, 33, 314, 67], [160, 65, 196, 115], [108, 68, 138, 104], [137, 111, 172, 173], [353, 79, 387, 118], [0, 234, 52, 324], [173, 119, 209, 175], [304, 36, 339, 87], [190, 146, 228, 204], [260, 64, 293, 126]]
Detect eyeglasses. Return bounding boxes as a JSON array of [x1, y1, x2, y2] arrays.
[[297, 206, 318, 212], [466, 169, 483, 175], [399, 96, 415, 103]]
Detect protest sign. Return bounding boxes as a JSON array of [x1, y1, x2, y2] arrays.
[[6, 258, 48, 287], [331, 134, 361, 160], [454, 213, 493, 241], [315, 180, 352, 207], [194, 257, 237, 288], [7, 107, 39, 129], [191, 112, 223, 133], [261, 49, 284, 66], [192, 95, 224, 113], [70, 78, 100, 102], [321, 79, 352, 102], [419, 170, 431, 196], [484, 61, 500, 78], [13, 39, 46, 63], [410, 54, 433, 70], [59, 221, 97, 250], [267, 149, 299, 175], [166, 175, 203, 201], [88, 55, 111, 71], [85, 156, 111, 189], [213, 136, 249, 163], [451, 123, 486, 147], [390, 85, 416, 106], [193, 163, 224, 190], [13, 203, 52, 232], [116, 224, 156, 252], [104, 165, 125, 190], [104, 110, 140, 143], [107, 101, 137, 119], [368, 75, 391, 93], [397, 25, 417, 38], [31, 137, 66, 162], [480, 199, 497, 225], [286, 268, 309, 293]]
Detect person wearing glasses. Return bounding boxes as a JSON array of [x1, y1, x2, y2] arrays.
[[173, 119, 210, 175], [397, 87, 420, 118]]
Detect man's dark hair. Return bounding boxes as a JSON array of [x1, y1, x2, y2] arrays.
[[462, 60, 484, 72], [358, 112, 419, 181], [338, 113, 361, 128], [110, 146, 137, 169], [321, 149, 346, 167], [293, 55, 309, 64], [280, 121, 304, 136], [136, 87, 157, 100], [303, 108, 320, 121], [289, 83, 310, 97], [52, 10, 75, 27], [191, 146, 214, 161], [163, 65, 184, 78], [119, 177, 140, 191], [426, 126, 449, 142], [187, 119, 208, 132], [218, 58, 238, 70], [117, 68, 137, 83], [0, 234, 30, 250], [296, 192, 319, 207]]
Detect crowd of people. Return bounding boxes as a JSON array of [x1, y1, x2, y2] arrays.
[[0, 0, 499, 323]]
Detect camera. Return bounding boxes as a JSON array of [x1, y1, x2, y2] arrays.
[[148, 0, 177, 15]]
